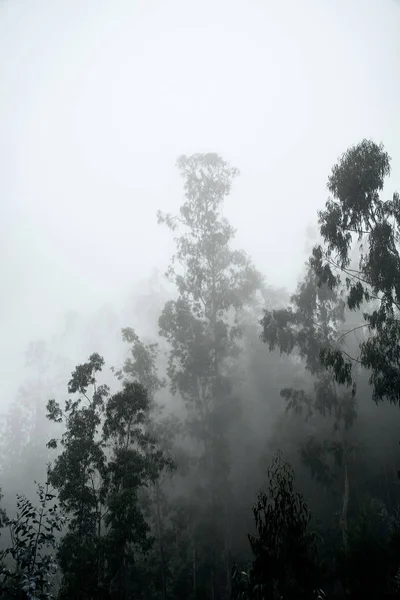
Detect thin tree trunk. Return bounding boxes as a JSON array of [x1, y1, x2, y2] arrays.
[[155, 481, 167, 600], [193, 546, 197, 600], [224, 512, 231, 598], [333, 381, 350, 549], [211, 242, 232, 599], [340, 454, 349, 549], [211, 248, 219, 600], [211, 557, 216, 600]]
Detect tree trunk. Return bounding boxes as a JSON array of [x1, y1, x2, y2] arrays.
[[193, 545, 197, 600], [340, 453, 349, 548], [224, 507, 232, 598], [211, 558, 216, 600], [155, 482, 167, 600]]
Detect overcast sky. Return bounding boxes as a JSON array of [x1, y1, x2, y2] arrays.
[[1, 0, 400, 400]]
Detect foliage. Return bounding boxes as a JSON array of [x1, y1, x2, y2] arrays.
[[157, 154, 261, 416], [310, 139, 400, 404], [6, 144, 400, 600], [46, 353, 109, 599], [261, 262, 357, 544], [46, 352, 172, 599], [115, 327, 183, 598], [0, 478, 64, 600], [246, 452, 322, 600], [156, 152, 263, 598]]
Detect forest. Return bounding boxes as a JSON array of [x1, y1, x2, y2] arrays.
[[1, 139, 400, 599]]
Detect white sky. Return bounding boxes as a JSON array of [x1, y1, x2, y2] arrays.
[[1, 0, 400, 400]]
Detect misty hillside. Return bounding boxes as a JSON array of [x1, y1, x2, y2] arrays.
[[1, 1, 400, 599]]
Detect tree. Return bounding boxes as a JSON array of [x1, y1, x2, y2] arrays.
[[46, 352, 172, 599], [260, 262, 358, 546], [102, 380, 171, 600], [157, 153, 261, 598], [0, 478, 64, 600], [46, 353, 109, 600], [246, 452, 322, 600], [310, 139, 400, 404], [115, 327, 187, 599]]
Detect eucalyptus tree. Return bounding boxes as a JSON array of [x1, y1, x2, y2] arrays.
[[157, 153, 261, 598], [46, 353, 110, 599], [46, 352, 171, 600], [310, 139, 400, 405], [114, 327, 179, 600], [247, 452, 322, 600], [261, 262, 358, 546]]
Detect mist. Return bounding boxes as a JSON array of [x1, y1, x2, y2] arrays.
[[1, 1, 400, 599], [1, 0, 398, 399]]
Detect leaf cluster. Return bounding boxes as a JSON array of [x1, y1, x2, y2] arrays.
[[310, 139, 400, 403], [0, 479, 65, 600]]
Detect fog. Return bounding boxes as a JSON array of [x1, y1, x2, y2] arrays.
[[1, 1, 400, 598], [1, 0, 399, 403]]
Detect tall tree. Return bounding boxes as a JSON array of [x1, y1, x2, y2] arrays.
[[157, 153, 261, 598], [310, 139, 400, 404], [261, 262, 357, 546], [46, 353, 171, 600], [246, 452, 321, 600], [102, 380, 171, 600], [46, 353, 109, 600], [113, 327, 179, 600]]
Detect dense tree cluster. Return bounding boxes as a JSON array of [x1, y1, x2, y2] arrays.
[[1, 141, 400, 599]]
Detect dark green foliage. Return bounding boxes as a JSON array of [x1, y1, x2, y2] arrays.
[[261, 263, 357, 545], [45, 352, 172, 600], [0, 479, 64, 600], [102, 381, 163, 600], [46, 354, 109, 599], [246, 452, 322, 600], [310, 139, 400, 404]]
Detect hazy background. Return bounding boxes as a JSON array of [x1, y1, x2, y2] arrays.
[[1, 0, 399, 405]]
